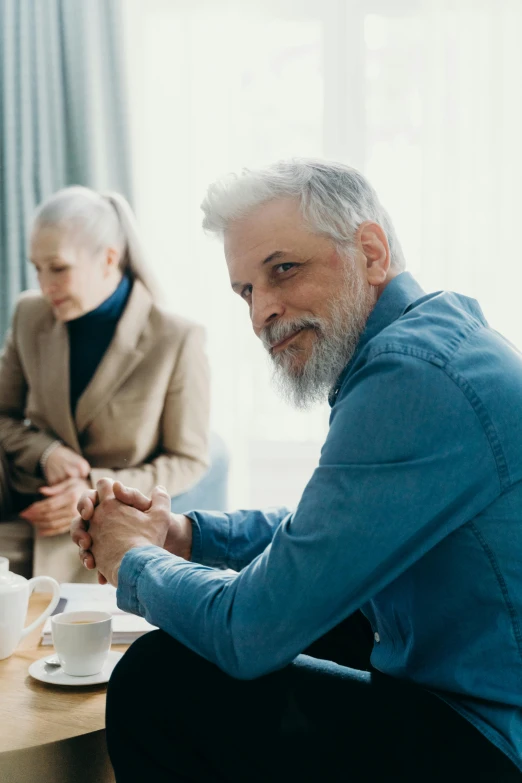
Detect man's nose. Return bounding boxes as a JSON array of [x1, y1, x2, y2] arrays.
[[251, 289, 285, 335]]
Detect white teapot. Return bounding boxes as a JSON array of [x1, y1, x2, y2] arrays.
[[0, 556, 60, 660]]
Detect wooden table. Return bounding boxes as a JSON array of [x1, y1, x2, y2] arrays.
[[0, 593, 129, 783]]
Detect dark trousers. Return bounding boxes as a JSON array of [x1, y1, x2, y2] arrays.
[[106, 612, 521, 782]]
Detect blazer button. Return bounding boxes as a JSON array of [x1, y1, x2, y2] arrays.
[[374, 632, 381, 643]]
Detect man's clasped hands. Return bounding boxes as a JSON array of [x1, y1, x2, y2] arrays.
[[70, 479, 193, 586]]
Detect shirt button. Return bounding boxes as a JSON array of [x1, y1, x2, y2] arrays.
[[374, 632, 380, 643]]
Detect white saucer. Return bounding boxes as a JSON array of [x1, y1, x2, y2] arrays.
[[28, 650, 123, 686]]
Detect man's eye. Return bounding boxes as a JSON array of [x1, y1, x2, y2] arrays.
[[241, 285, 253, 300], [275, 263, 296, 274]]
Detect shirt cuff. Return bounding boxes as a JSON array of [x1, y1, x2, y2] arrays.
[[184, 510, 231, 567], [187, 514, 203, 562], [116, 545, 165, 615]]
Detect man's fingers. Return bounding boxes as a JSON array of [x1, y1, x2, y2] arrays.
[[149, 485, 171, 513], [77, 546, 107, 584], [96, 478, 115, 503], [79, 548, 96, 570], [113, 481, 152, 512], [71, 515, 93, 550], [77, 489, 98, 520]]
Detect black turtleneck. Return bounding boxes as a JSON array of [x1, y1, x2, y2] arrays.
[[67, 275, 131, 414]]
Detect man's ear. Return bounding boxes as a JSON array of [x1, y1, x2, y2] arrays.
[[356, 221, 390, 286]]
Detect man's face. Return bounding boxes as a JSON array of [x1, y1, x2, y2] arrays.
[[224, 198, 378, 407]]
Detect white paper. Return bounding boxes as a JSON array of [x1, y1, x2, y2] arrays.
[[41, 582, 156, 645]]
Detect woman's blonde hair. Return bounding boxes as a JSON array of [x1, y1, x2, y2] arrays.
[[32, 186, 162, 300]]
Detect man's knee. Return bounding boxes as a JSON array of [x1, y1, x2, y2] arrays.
[[107, 629, 215, 715], [108, 632, 177, 717], [110, 630, 182, 689]]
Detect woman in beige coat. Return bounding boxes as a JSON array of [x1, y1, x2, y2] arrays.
[[0, 186, 211, 581]]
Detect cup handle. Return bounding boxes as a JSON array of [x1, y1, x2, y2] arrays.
[[20, 576, 61, 639]]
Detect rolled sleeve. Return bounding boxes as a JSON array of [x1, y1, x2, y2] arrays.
[[185, 511, 230, 567], [187, 507, 291, 570]]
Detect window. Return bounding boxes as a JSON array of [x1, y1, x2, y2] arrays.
[[124, 0, 522, 508]]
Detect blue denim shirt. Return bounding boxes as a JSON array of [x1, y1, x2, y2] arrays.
[[118, 272, 522, 770]]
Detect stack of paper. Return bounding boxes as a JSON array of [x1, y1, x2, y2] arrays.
[[41, 582, 156, 646]]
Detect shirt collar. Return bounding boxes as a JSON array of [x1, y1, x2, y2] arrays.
[[328, 271, 426, 406]]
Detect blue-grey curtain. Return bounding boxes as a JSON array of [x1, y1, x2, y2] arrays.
[[0, 0, 132, 340]]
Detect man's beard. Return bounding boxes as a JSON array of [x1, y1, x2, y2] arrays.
[[261, 265, 376, 409]]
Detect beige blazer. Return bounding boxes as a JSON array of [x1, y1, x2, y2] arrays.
[[0, 281, 210, 580]]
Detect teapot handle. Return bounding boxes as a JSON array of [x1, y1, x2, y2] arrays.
[[20, 576, 61, 638]]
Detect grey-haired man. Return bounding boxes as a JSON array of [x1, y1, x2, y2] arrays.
[[73, 160, 522, 782]]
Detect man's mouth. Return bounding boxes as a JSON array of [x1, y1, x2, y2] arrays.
[[270, 328, 305, 355]]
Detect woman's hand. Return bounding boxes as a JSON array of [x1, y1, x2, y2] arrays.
[[44, 445, 91, 485], [20, 477, 91, 537]]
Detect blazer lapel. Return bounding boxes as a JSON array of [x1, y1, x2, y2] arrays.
[[74, 281, 152, 434], [38, 321, 81, 451]]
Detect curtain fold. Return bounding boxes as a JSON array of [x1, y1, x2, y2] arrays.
[[0, 0, 132, 340]]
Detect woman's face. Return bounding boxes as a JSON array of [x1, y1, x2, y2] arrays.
[[30, 225, 119, 321]]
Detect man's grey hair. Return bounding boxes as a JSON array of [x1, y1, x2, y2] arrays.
[[201, 158, 406, 271]]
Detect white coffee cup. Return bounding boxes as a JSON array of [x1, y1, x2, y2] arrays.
[[0, 556, 60, 660], [51, 610, 112, 676]]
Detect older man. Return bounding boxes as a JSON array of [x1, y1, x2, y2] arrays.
[[73, 160, 522, 782]]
